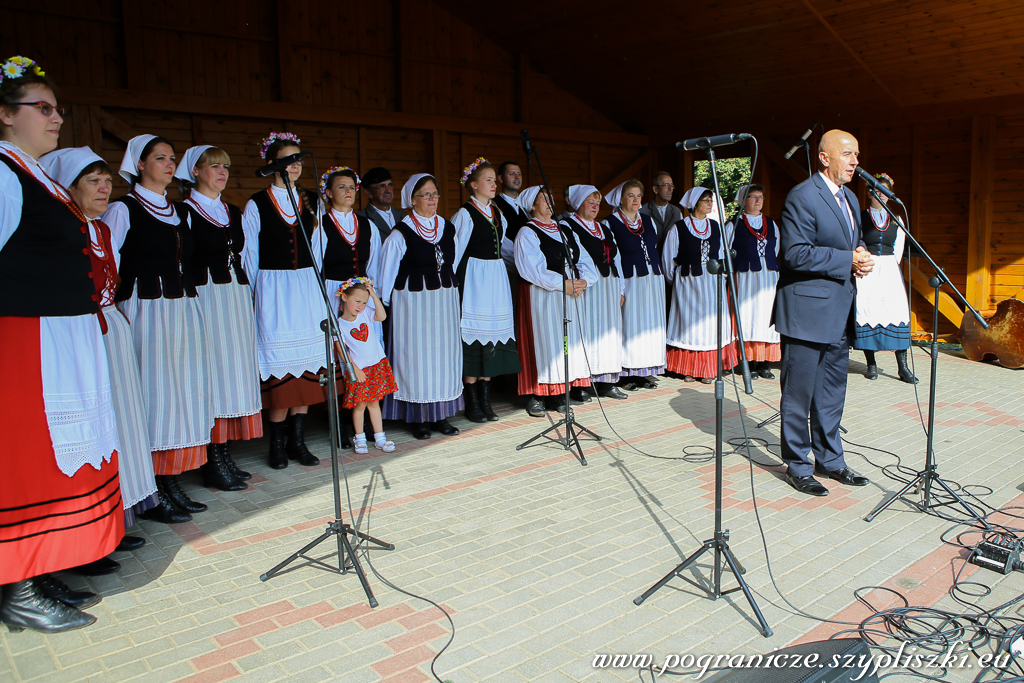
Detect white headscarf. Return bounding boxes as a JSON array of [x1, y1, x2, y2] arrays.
[[680, 186, 714, 210], [734, 184, 754, 204], [39, 146, 106, 189], [603, 182, 627, 210], [516, 186, 544, 215], [173, 145, 214, 183], [118, 134, 157, 183], [401, 173, 434, 210], [566, 184, 600, 212]]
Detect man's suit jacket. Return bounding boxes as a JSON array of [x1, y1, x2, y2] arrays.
[[357, 205, 405, 242], [640, 200, 683, 248], [773, 173, 864, 345]]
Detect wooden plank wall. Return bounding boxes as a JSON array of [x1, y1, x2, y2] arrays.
[[992, 113, 1024, 304]]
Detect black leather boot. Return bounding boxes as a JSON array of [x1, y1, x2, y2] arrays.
[[477, 379, 499, 421], [463, 382, 487, 423], [526, 395, 546, 417], [268, 419, 288, 469], [864, 350, 879, 380], [0, 579, 95, 633], [896, 350, 919, 384], [201, 443, 247, 491], [221, 443, 251, 481], [160, 475, 207, 513], [140, 477, 192, 524], [34, 575, 100, 610], [286, 413, 320, 466]]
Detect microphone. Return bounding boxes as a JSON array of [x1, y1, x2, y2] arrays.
[[521, 129, 532, 157], [855, 167, 898, 201], [255, 150, 311, 178], [676, 133, 752, 151], [784, 126, 815, 160]]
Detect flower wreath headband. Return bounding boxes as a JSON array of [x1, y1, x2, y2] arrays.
[[874, 172, 894, 187], [337, 277, 373, 295], [1, 56, 45, 84], [319, 166, 361, 198], [258, 132, 301, 161], [461, 157, 489, 186]]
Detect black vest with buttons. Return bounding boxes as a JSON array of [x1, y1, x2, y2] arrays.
[[393, 219, 457, 292], [605, 211, 662, 278], [529, 223, 582, 279], [860, 209, 898, 256], [674, 218, 721, 278], [731, 215, 779, 273], [456, 201, 505, 286], [184, 200, 249, 286], [566, 216, 618, 278], [112, 194, 196, 301], [251, 188, 315, 271], [0, 155, 101, 317], [320, 211, 372, 281]]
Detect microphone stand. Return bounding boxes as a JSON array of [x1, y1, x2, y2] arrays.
[[635, 145, 772, 638], [258, 162, 395, 607], [862, 190, 991, 528], [515, 134, 600, 466]]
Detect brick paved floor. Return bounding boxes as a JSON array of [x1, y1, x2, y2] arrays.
[[3, 346, 1023, 682]]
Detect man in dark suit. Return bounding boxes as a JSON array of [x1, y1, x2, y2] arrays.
[[357, 167, 404, 241], [774, 129, 875, 497], [640, 171, 682, 249]]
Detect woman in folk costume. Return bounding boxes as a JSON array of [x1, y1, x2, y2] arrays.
[[0, 57, 122, 633], [40, 147, 165, 557], [562, 184, 627, 401], [725, 184, 780, 379], [104, 135, 214, 518], [514, 186, 599, 416], [602, 179, 666, 390], [175, 145, 263, 491], [662, 187, 737, 383], [378, 173, 464, 440], [852, 173, 917, 384], [242, 132, 341, 469], [451, 157, 519, 422]]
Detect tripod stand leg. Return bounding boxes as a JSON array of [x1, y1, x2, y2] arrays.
[[260, 528, 335, 582], [720, 545, 773, 638], [928, 475, 992, 529], [347, 525, 397, 550], [340, 530, 379, 608], [516, 420, 565, 450], [633, 542, 712, 606], [864, 472, 924, 522]]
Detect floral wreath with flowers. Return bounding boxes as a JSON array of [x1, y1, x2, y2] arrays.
[[258, 132, 301, 161], [319, 166, 361, 198], [460, 157, 489, 187], [874, 172, 895, 187], [338, 276, 373, 294], [0, 56, 45, 84]]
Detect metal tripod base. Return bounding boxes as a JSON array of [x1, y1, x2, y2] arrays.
[[634, 531, 773, 638], [516, 408, 600, 466], [260, 521, 395, 607], [864, 466, 991, 528]]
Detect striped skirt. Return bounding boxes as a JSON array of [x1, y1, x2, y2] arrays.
[[101, 305, 157, 510], [118, 292, 214, 471], [195, 278, 262, 426], [381, 286, 464, 422], [733, 267, 780, 344], [517, 282, 591, 393], [621, 273, 667, 375], [579, 274, 623, 382]]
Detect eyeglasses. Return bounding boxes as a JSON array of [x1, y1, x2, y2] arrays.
[[699, 197, 714, 203], [414, 192, 441, 200], [9, 101, 65, 117]]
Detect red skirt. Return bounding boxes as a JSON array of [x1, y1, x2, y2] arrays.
[[743, 341, 781, 362], [210, 413, 264, 444], [152, 446, 207, 476], [666, 342, 738, 379], [0, 317, 124, 583], [342, 358, 399, 408]]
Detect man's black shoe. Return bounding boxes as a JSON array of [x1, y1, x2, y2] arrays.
[[815, 467, 869, 486], [785, 473, 829, 497]]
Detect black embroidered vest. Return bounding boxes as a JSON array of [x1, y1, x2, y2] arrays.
[[251, 189, 315, 271], [529, 223, 581, 279], [456, 201, 505, 287], [321, 211, 372, 281], [112, 194, 196, 301], [567, 216, 618, 278], [605, 212, 662, 278], [674, 218, 721, 278], [184, 200, 249, 286], [731, 215, 779, 273], [393, 219, 456, 292], [0, 155, 100, 317], [495, 194, 528, 242], [860, 210, 898, 256]]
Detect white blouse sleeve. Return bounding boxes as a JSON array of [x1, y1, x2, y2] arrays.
[[773, 219, 781, 257], [604, 223, 626, 295], [0, 164, 23, 252], [893, 220, 906, 263], [241, 199, 261, 289], [367, 222, 383, 285], [724, 220, 736, 246], [662, 224, 679, 282], [101, 201, 132, 254], [451, 207, 473, 266], [575, 244, 599, 287], [499, 211, 515, 272], [378, 229, 408, 306], [311, 224, 326, 272], [514, 228, 564, 292]]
